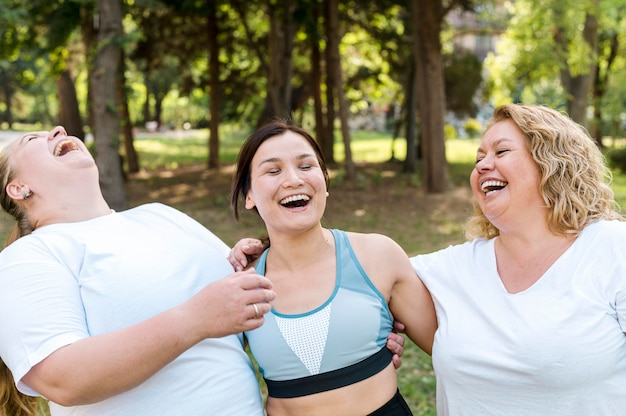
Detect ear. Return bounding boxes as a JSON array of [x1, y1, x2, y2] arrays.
[[6, 182, 24, 201], [245, 192, 256, 210]]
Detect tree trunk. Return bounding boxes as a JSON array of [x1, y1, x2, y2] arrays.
[[154, 93, 164, 128], [92, 0, 128, 209], [118, 52, 139, 174], [591, 29, 619, 147], [310, 7, 326, 157], [414, 0, 449, 193], [260, 0, 295, 124], [322, 0, 337, 165], [0, 69, 14, 128], [404, 54, 418, 173], [554, 2, 598, 127], [143, 83, 151, 126], [80, 3, 97, 132], [207, 0, 220, 169], [56, 70, 85, 140], [325, 0, 353, 179]]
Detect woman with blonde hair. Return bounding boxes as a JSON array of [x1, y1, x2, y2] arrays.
[[412, 103, 626, 415]]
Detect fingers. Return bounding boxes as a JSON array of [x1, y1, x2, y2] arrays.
[[247, 301, 271, 321], [386, 332, 405, 370], [392, 319, 406, 333], [387, 331, 405, 349], [387, 332, 404, 370], [228, 239, 266, 272], [241, 239, 265, 255], [228, 247, 249, 272], [234, 268, 274, 294], [392, 354, 402, 369]]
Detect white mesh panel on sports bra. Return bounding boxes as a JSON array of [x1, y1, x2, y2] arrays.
[[275, 304, 331, 375]]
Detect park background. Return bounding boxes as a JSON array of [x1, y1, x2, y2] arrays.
[[2, 0, 626, 414]]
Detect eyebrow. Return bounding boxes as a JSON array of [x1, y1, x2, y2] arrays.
[[258, 153, 316, 166], [476, 138, 513, 154], [18, 132, 46, 145]]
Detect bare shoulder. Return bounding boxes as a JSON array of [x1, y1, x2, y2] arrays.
[[344, 231, 405, 257]]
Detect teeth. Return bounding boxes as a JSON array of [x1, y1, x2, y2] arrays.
[[54, 140, 79, 157], [280, 194, 310, 205], [481, 180, 507, 193]]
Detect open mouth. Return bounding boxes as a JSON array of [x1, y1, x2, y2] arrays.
[[280, 194, 310, 208], [54, 140, 79, 157], [481, 180, 507, 196]]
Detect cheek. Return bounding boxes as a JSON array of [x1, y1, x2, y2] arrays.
[[469, 170, 481, 196]]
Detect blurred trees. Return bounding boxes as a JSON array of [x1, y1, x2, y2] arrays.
[[2, 0, 626, 202], [484, 0, 626, 145]]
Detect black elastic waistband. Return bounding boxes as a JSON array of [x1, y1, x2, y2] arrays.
[[265, 347, 393, 398]]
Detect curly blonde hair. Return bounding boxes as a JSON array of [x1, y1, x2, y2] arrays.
[[466, 104, 623, 240]]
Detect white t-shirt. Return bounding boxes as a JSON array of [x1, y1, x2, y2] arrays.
[[0, 203, 263, 416], [412, 219, 626, 416]]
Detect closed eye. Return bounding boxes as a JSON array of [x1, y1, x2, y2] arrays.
[[20, 134, 41, 145]]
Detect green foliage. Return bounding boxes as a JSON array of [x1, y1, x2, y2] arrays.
[[607, 146, 626, 173], [484, 0, 626, 112], [444, 49, 482, 117], [463, 118, 482, 138], [444, 123, 458, 140]]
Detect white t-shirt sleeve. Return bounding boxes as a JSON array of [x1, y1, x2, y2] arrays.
[[0, 243, 88, 395]]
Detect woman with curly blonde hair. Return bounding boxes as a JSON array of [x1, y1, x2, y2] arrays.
[[465, 103, 622, 240], [412, 103, 626, 415]]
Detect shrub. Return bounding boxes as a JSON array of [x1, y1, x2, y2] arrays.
[[464, 118, 482, 138], [607, 147, 626, 173], [444, 124, 458, 140]]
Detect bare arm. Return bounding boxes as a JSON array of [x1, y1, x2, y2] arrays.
[[386, 241, 437, 355], [22, 269, 274, 406], [352, 233, 437, 355]]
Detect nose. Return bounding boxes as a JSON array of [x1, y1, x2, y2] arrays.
[[48, 126, 68, 141], [282, 166, 304, 187], [475, 154, 494, 173]]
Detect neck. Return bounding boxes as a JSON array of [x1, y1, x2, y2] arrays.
[[496, 226, 576, 262], [28, 188, 112, 230], [265, 226, 333, 271]]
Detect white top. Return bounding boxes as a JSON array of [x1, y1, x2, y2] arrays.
[[0, 203, 263, 416], [411, 220, 626, 416]]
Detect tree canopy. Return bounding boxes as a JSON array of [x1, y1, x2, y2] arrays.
[[1, 0, 625, 202]]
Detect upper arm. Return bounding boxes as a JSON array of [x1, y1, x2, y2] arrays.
[[351, 233, 437, 355], [388, 249, 437, 354], [0, 259, 87, 395]]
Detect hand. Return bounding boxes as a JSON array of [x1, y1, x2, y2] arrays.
[[228, 238, 266, 271], [387, 332, 405, 369], [388, 320, 406, 368], [184, 268, 276, 338]]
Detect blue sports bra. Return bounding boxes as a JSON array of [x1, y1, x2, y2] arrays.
[[244, 229, 393, 398]]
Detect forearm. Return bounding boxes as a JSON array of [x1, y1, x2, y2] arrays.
[[20, 268, 273, 406], [22, 304, 202, 405]]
